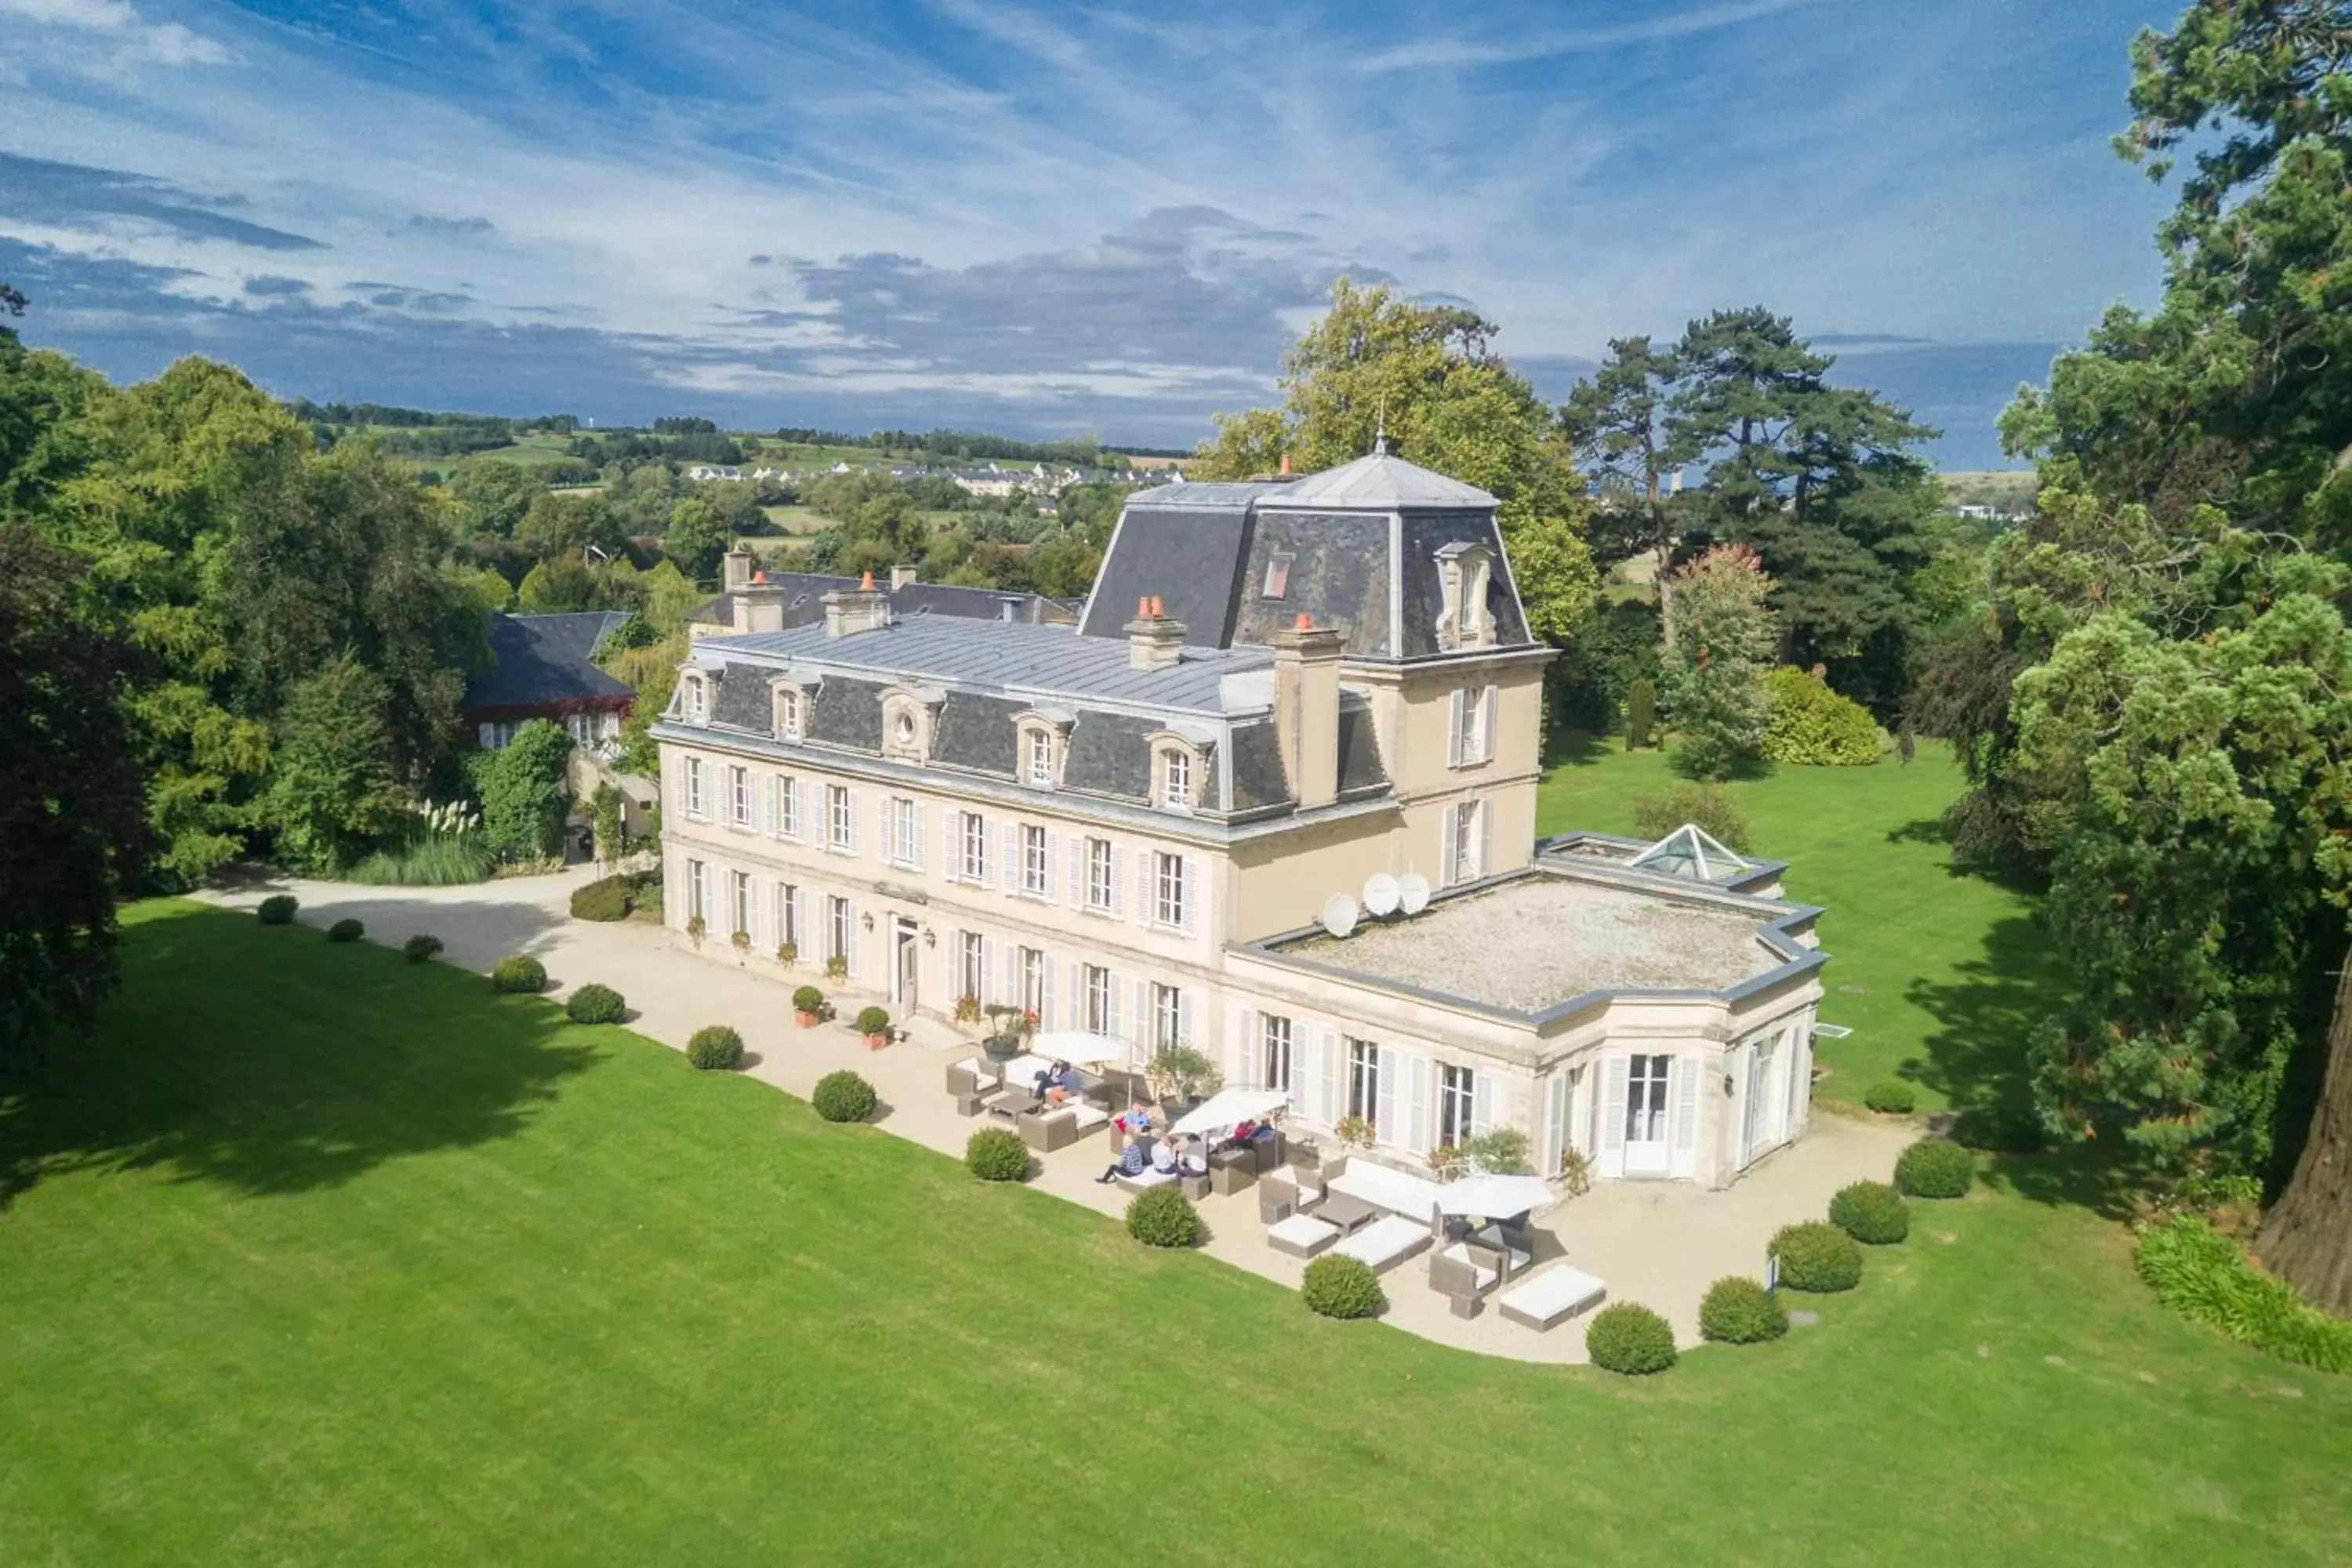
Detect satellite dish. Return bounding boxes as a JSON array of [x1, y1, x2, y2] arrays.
[[1319, 893, 1361, 938], [1398, 872, 1432, 916], [1363, 872, 1401, 918]]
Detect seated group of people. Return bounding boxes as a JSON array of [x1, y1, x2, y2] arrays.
[[1094, 1131, 1207, 1185]]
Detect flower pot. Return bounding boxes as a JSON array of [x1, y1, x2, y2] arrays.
[[863, 1031, 889, 1051], [982, 1034, 1022, 1064], [796, 1010, 820, 1029]]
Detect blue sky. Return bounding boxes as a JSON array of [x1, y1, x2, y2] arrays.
[[0, 0, 2182, 464]]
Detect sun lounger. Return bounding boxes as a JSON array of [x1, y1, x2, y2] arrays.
[[1331, 1214, 1433, 1276], [1497, 1263, 1608, 1331], [1268, 1214, 1340, 1259]]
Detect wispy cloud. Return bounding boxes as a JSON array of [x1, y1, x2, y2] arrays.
[[1350, 0, 1820, 74], [0, 0, 234, 65]]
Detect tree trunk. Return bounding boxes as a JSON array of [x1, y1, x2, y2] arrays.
[[1646, 465, 1675, 650], [2256, 940, 2352, 1314]]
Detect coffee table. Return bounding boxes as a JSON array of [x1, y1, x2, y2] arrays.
[[1315, 1193, 1382, 1235]]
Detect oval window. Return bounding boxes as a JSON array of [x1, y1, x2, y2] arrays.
[[895, 711, 917, 745]]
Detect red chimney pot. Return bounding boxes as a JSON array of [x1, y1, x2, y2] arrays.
[[1294, 612, 1312, 630], [860, 569, 875, 591], [1279, 452, 1291, 475]]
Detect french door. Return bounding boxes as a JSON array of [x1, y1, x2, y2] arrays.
[[1623, 1054, 1672, 1176]]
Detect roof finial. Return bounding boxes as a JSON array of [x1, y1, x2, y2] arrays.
[[1373, 395, 1388, 457]]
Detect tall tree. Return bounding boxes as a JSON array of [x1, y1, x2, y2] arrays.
[[263, 655, 406, 875], [1194, 279, 1599, 646], [666, 496, 733, 580], [1560, 336, 1686, 643], [1660, 543, 1778, 780]]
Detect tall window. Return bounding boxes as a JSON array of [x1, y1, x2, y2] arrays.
[[684, 676, 707, 721], [775, 883, 798, 950], [1261, 1014, 1293, 1092], [1085, 837, 1112, 912], [1083, 964, 1111, 1033], [730, 765, 751, 826], [1152, 982, 1183, 1049], [1450, 800, 1483, 884], [1025, 728, 1054, 786], [891, 797, 919, 868], [775, 689, 801, 740], [1439, 1063, 1475, 1148], [1021, 824, 1048, 896], [775, 775, 800, 839], [1153, 851, 1185, 929], [1018, 946, 1044, 1018], [827, 895, 851, 967], [960, 811, 989, 882], [1161, 748, 1192, 810], [685, 858, 706, 924], [731, 870, 752, 938], [1347, 1037, 1380, 1127], [827, 785, 853, 852], [1463, 687, 1492, 764], [959, 931, 985, 1003], [1626, 1054, 1671, 1144], [684, 757, 706, 817]]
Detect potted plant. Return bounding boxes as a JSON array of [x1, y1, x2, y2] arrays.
[[1144, 1044, 1222, 1107], [685, 914, 706, 947], [824, 954, 848, 981], [775, 939, 797, 965], [793, 985, 825, 1028], [1334, 1113, 1376, 1150], [952, 993, 982, 1025], [1425, 1142, 1469, 1181], [730, 927, 752, 954], [855, 1005, 891, 1051], [979, 1003, 1025, 1064]]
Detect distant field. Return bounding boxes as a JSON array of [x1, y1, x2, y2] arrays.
[[1940, 470, 2038, 510], [758, 505, 828, 534]]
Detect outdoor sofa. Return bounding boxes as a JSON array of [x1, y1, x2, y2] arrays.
[[1496, 1264, 1609, 1331], [1018, 1101, 1110, 1152], [1428, 1241, 1508, 1319], [1331, 1214, 1434, 1276], [946, 1058, 1001, 1117]]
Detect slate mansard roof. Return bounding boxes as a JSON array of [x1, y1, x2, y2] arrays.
[[461, 612, 635, 717], [689, 574, 1075, 632], [659, 616, 1390, 821], [1076, 450, 1537, 659]]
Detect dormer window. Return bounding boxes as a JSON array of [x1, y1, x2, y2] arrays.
[[880, 685, 943, 763], [893, 710, 918, 748], [1436, 542, 1495, 650], [1161, 747, 1193, 811], [773, 685, 803, 741], [1011, 709, 1072, 790], [682, 673, 710, 722], [1025, 727, 1055, 787]]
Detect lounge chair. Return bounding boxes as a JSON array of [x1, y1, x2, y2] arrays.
[[1258, 1169, 1306, 1225], [946, 1058, 1001, 1116], [1331, 1214, 1433, 1276], [1268, 1213, 1340, 1259], [1497, 1263, 1608, 1332], [1428, 1242, 1506, 1319]]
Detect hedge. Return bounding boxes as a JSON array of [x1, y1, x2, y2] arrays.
[[1761, 666, 1882, 765], [565, 984, 626, 1025], [256, 895, 299, 925], [1585, 1302, 1678, 1374], [402, 934, 444, 964], [686, 1025, 744, 1070], [965, 1127, 1029, 1181], [1698, 1276, 1788, 1344], [490, 954, 548, 993], [2136, 1214, 2352, 1375], [1894, 1138, 1976, 1199], [811, 1070, 878, 1124], [1863, 1079, 1917, 1114], [1770, 1221, 1863, 1292], [1125, 1186, 1202, 1248], [1301, 1254, 1385, 1319], [1828, 1180, 1911, 1245], [568, 874, 633, 923], [326, 918, 365, 943]]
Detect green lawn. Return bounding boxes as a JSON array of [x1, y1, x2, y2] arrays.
[[1, 901, 2347, 1564], [1539, 735, 2059, 1137]]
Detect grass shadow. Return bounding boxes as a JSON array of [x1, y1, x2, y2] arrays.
[[0, 900, 598, 1212], [1542, 728, 1612, 769]]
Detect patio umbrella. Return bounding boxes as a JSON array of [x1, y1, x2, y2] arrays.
[[1167, 1086, 1289, 1139], [1026, 1032, 1123, 1068], [1435, 1174, 1555, 1221]]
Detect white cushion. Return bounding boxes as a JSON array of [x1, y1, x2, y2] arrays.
[[1334, 1214, 1432, 1270], [1327, 1163, 1444, 1222], [1068, 1103, 1109, 1130], [1500, 1264, 1606, 1318], [1269, 1214, 1338, 1247]]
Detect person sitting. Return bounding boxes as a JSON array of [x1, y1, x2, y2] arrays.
[[1148, 1137, 1178, 1177], [1094, 1136, 1149, 1185], [1113, 1098, 1156, 1139], [1032, 1059, 1080, 1106], [1214, 1118, 1260, 1156], [1174, 1136, 1210, 1178]]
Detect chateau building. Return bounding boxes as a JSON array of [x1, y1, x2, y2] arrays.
[[653, 450, 1825, 1188]]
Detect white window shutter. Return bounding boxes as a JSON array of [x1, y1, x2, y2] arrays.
[[1064, 960, 1080, 1032], [846, 790, 861, 855], [981, 937, 997, 1005], [1177, 989, 1196, 1049], [1448, 688, 1466, 768], [1067, 840, 1084, 907], [1440, 808, 1457, 887], [944, 808, 961, 881], [1376, 1045, 1400, 1146], [1481, 686, 1498, 763], [1000, 824, 1018, 893], [1541, 1072, 1567, 1176], [1602, 1056, 1629, 1154], [1109, 847, 1127, 918], [844, 901, 861, 978], [877, 795, 891, 862], [1316, 1027, 1340, 1126], [911, 802, 924, 870], [1675, 1054, 1700, 1153], [1136, 850, 1154, 925], [1040, 955, 1058, 1030], [1408, 1054, 1433, 1153], [1104, 970, 1122, 1044], [1236, 1008, 1258, 1087], [1472, 1071, 1495, 1138], [1131, 979, 1149, 1056], [1179, 856, 1201, 938], [1478, 799, 1492, 880]]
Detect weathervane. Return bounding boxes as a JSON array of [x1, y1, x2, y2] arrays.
[[1373, 395, 1388, 457]]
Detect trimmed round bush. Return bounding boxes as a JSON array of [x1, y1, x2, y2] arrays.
[[1761, 666, 1883, 765], [1863, 1079, 1917, 1114], [686, 1025, 744, 1070], [965, 1126, 1029, 1181], [1699, 1276, 1788, 1344], [402, 934, 444, 964], [1300, 1254, 1385, 1319], [854, 1005, 891, 1036], [1770, 1221, 1863, 1293], [326, 917, 365, 943], [256, 895, 299, 926], [811, 1070, 878, 1124], [1125, 1185, 1202, 1248], [566, 983, 626, 1025], [1585, 1302, 1679, 1374], [568, 875, 633, 922], [1895, 1137, 1976, 1199], [792, 985, 826, 1014], [490, 954, 548, 994], [1829, 1179, 1911, 1245]]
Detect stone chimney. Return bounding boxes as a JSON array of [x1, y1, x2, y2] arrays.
[[722, 543, 756, 592], [890, 562, 920, 590], [1124, 594, 1187, 672], [744, 594, 784, 634], [822, 569, 891, 638], [1272, 612, 1345, 810]]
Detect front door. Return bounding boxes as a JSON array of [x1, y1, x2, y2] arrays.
[[1623, 1054, 1672, 1176], [892, 918, 919, 1011]]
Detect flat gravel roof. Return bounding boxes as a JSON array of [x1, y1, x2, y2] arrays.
[[1279, 873, 1783, 1011]]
